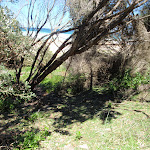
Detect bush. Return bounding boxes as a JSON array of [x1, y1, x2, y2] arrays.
[[104, 69, 150, 98], [40, 75, 64, 94], [14, 128, 50, 149], [66, 73, 86, 95], [0, 6, 31, 68], [0, 71, 35, 112], [39, 72, 86, 95]]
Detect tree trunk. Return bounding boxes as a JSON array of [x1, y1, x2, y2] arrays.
[[29, 0, 148, 89]]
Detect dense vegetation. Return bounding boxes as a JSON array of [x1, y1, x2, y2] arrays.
[[0, 1, 150, 149]]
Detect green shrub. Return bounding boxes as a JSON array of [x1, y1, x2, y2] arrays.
[[14, 128, 50, 149], [28, 112, 42, 122], [0, 6, 31, 68], [0, 72, 35, 112], [66, 73, 86, 95], [105, 69, 150, 97], [75, 131, 82, 140], [40, 75, 64, 93]]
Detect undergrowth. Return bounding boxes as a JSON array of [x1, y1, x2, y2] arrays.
[[0, 70, 35, 112], [103, 69, 150, 99], [0, 65, 149, 149], [13, 128, 50, 149], [40, 71, 86, 95]]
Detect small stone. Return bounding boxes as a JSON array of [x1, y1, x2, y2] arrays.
[[64, 144, 74, 150], [79, 144, 89, 149]]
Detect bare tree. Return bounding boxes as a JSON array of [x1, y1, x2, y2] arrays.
[[13, 0, 148, 89]]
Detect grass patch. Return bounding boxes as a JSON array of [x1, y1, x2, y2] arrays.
[[39, 65, 66, 93], [13, 128, 51, 149], [0, 65, 149, 149], [40, 66, 86, 95], [20, 66, 32, 81], [0, 64, 15, 76], [40, 75, 64, 93], [0, 91, 149, 149], [39, 100, 150, 150]]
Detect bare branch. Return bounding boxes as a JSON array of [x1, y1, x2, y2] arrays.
[[14, 0, 147, 88], [106, 0, 122, 16], [33, 0, 56, 40]]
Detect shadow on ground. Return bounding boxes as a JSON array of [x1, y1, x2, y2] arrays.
[[0, 90, 122, 148], [0, 127, 51, 150], [37, 90, 122, 128]]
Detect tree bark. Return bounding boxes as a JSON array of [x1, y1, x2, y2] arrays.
[[28, 0, 148, 89]]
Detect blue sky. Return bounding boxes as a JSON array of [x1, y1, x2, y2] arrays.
[[0, 0, 71, 28], [0, 0, 144, 29]]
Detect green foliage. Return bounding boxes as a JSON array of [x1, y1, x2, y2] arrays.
[[0, 71, 35, 112], [28, 112, 42, 122], [40, 75, 64, 93], [66, 73, 86, 95], [14, 128, 50, 149], [39, 66, 86, 95], [107, 101, 112, 108], [0, 6, 30, 68], [0, 5, 21, 33], [20, 66, 32, 81], [67, 0, 128, 27], [105, 69, 150, 95], [39, 66, 66, 93], [75, 131, 82, 140]]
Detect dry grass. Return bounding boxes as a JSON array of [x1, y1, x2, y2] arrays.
[[1, 94, 149, 150], [0, 65, 150, 150], [37, 101, 150, 150]]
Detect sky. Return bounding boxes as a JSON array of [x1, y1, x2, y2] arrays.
[[0, 0, 71, 28], [0, 0, 145, 29]]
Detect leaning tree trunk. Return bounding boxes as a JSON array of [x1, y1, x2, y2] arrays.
[[28, 0, 148, 89]]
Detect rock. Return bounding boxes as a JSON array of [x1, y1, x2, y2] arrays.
[[79, 144, 89, 149], [64, 144, 74, 150]]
